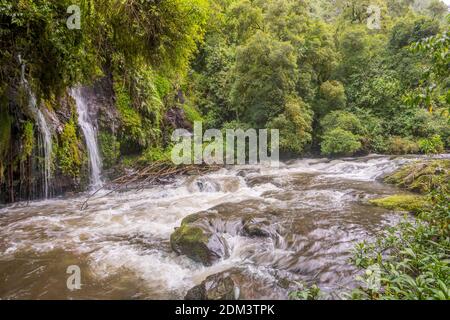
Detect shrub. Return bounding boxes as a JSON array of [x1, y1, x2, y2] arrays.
[[352, 191, 449, 300], [183, 103, 203, 123], [320, 111, 364, 135], [315, 80, 346, 116], [354, 110, 386, 153], [268, 96, 313, 154], [140, 146, 171, 163], [320, 128, 362, 156], [419, 135, 444, 154], [411, 109, 449, 143], [387, 136, 419, 155]]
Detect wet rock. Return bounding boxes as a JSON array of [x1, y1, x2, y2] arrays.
[[236, 169, 260, 178], [185, 268, 298, 300], [185, 271, 237, 300], [171, 200, 283, 265], [384, 160, 449, 193], [170, 223, 229, 266], [242, 217, 272, 238], [186, 176, 241, 193], [164, 106, 192, 131]]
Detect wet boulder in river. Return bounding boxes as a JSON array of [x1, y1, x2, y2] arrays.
[[170, 221, 229, 266], [185, 271, 237, 300], [185, 268, 298, 300]]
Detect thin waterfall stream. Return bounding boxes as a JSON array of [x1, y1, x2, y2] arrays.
[[71, 88, 103, 189], [19, 55, 52, 199]]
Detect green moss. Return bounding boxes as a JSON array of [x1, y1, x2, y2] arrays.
[[0, 106, 12, 180], [369, 194, 428, 213], [20, 121, 34, 161], [385, 160, 449, 193], [114, 82, 144, 145], [98, 132, 120, 169], [172, 224, 208, 243], [58, 120, 82, 178], [182, 103, 203, 123], [155, 74, 171, 98], [170, 223, 211, 264], [139, 146, 171, 163]]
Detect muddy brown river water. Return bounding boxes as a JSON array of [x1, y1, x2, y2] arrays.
[[0, 155, 447, 299]]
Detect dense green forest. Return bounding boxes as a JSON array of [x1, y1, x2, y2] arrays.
[[0, 0, 448, 200]]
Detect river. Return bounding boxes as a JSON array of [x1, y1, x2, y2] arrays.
[[0, 155, 446, 299]]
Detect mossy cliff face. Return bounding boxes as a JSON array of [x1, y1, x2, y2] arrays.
[[0, 87, 89, 202]]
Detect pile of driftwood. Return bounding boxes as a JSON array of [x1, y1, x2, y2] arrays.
[[81, 161, 222, 210]]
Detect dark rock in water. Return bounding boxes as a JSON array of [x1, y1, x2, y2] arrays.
[[242, 217, 272, 238], [185, 268, 299, 300], [236, 168, 261, 178], [185, 271, 237, 300], [170, 223, 229, 266]]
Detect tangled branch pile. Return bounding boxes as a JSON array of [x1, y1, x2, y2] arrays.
[[81, 161, 222, 210]]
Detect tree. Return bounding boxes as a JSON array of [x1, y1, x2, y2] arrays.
[[315, 80, 347, 117], [268, 95, 313, 154], [427, 0, 449, 19], [229, 31, 298, 126]]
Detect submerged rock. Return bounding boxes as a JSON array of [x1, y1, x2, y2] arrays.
[[185, 271, 237, 300], [185, 268, 299, 300], [242, 216, 272, 238]]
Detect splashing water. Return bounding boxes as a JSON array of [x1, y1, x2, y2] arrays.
[[19, 55, 52, 198], [71, 87, 103, 189]]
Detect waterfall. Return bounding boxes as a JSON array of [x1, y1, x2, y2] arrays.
[[70, 88, 103, 189], [19, 55, 52, 199]]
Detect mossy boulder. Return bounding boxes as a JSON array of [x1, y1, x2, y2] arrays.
[[369, 194, 428, 214], [385, 160, 449, 194], [170, 222, 229, 266]]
